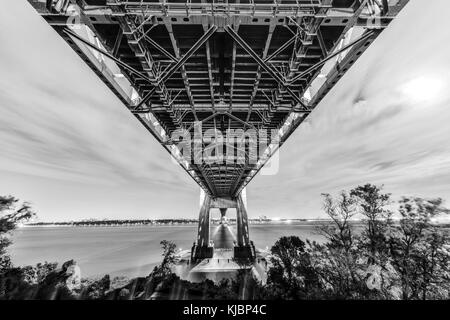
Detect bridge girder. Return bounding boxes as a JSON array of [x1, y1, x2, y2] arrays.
[[29, 0, 409, 198]]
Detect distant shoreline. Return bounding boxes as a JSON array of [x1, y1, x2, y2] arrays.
[[23, 219, 450, 228], [24, 218, 332, 228]]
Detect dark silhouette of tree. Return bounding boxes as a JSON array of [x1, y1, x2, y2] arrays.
[[312, 188, 392, 299], [0, 196, 35, 272], [263, 236, 321, 299], [313, 191, 372, 298], [319, 192, 357, 252], [389, 197, 450, 299], [350, 184, 392, 264], [159, 240, 177, 275]]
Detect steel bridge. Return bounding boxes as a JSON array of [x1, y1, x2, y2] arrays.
[[29, 0, 408, 261]]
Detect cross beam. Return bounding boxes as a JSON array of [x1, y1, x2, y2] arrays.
[[159, 25, 217, 84], [224, 25, 309, 112]]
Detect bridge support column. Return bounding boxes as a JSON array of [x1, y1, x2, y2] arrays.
[[234, 189, 256, 260], [219, 208, 227, 224], [191, 189, 214, 261]]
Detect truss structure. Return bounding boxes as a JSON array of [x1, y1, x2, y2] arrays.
[[29, 0, 409, 199]]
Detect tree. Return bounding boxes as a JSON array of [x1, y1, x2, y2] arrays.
[[265, 236, 321, 299], [313, 189, 387, 299], [319, 192, 357, 252], [350, 184, 392, 264], [0, 196, 35, 271], [388, 197, 450, 299], [159, 240, 177, 276], [124, 240, 179, 299]]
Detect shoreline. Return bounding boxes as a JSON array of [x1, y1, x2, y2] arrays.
[[21, 220, 450, 229], [22, 220, 330, 228]]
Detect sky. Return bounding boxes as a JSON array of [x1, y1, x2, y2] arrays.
[[1, 1, 450, 221]]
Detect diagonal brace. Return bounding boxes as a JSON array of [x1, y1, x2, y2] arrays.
[[63, 28, 156, 86], [264, 35, 296, 63], [158, 25, 217, 84], [224, 25, 308, 110], [143, 35, 178, 62], [288, 30, 376, 84]]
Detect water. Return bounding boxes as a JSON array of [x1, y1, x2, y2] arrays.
[[8, 223, 325, 279]]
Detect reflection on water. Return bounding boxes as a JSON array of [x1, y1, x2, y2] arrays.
[[9, 223, 325, 278]]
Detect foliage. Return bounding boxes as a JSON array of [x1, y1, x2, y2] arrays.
[[351, 184, 392, 265], [21, 262, 58, 284], [0, 189, 449, 300], [260, 184, 450, 300], [261, 236, 321, 299], [0, 196, 35, 262], [388, 197, 450, 299]]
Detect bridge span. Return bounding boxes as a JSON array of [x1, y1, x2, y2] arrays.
[[29, 0, 408, 261]]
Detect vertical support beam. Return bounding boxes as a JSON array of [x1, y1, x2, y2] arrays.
[[197, 189, 212, 247], [381, 0, 389, 15], [112, 28, 123, 57], [316, 29, 328, 58], [236, 189, 250, 247], [234, 188, 255, 260], [192, 189, 214, 260]]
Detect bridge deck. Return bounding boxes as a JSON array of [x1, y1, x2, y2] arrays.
[[29, 0, 408, 198]]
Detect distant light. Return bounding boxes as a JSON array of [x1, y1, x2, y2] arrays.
[[272, 217, 281, 221], [401, 75, 445, 104]]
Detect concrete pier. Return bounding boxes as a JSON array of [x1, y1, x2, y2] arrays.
[[191, 189, 255, 261]]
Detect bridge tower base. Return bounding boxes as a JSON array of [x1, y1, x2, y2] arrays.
[[191, 188, 255, 262], [234, 189, 256, 260], [191, 190, 214, 260]]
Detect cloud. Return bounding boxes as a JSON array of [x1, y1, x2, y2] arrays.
[[0, 2, 198, 220], [1, 1, 450, 221], [249, 0, 450, 218]]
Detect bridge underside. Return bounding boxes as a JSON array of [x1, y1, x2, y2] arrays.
[[29, 0, 408, 260]]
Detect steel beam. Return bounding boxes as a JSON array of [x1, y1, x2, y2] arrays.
[[202, 22, 216, 112], [63, 28, 155, 85], [248, 19, 276, 122], [264, 35, 296, 63], [29, 0, 408, 200], [288, 30, 376, 84], [159, 25, 217, 84], [164, 21, 197, 119], [143, 35, 178, 62], [224, 25, 308, 111]]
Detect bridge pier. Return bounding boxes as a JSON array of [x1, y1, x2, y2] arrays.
[[191, 190, 214, 260], [191, 188, 255, 261], [234, 190, 255, 260]]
